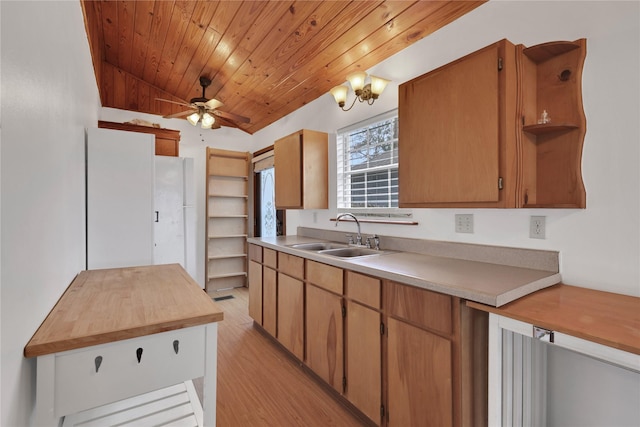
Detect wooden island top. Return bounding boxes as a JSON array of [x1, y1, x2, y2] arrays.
[[25, 264, 224, 358]]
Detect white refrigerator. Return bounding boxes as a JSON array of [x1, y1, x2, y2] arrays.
[[86, 128, 196, 280]]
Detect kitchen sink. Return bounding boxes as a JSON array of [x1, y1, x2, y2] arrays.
[[289, 242, 349, 251], [318, 247, 386, 258]]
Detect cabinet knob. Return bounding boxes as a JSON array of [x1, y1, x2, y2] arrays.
[[136, 347, 143, 363], [94, 356, 103, 373], [173, 340, 179, 354]]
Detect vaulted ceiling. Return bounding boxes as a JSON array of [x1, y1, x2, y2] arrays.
[[81, 1, 485, 134]]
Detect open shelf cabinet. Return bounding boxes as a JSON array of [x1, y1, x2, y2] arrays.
[[205, 147, 250, 293]]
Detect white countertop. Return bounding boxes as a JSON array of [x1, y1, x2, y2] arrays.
[[248, 235, 561, 307]]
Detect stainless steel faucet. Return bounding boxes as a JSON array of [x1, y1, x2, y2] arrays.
[[335, 213, 362, 246]]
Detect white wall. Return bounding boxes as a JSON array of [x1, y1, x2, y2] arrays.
[[0, 2, 100, 426]]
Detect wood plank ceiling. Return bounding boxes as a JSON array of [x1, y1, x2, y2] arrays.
[[81, 1, 485, 134]]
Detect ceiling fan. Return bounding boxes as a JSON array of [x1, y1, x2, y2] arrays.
[[157, 76, 250, 129]]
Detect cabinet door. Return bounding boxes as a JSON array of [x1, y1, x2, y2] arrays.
[[387, 318, 453, 427], [277, 273, 304, 360], [248, 260, 262, 323], [274, 132, 302, 208], [263, 267, 277, 337], [345, 300, 381, 425], [306, 284, 344, 392], [399, 42, 502, 205]]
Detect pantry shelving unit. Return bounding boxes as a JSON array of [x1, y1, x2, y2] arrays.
[[205, 147, 251, 293]]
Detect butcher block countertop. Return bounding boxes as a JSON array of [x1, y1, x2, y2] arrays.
[[468, 284, 640, 355], [248, 234, 561, 307], [24, 264, 223, 358]]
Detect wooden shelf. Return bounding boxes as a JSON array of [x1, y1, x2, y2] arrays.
[[208, 254, 247, 260], [522, 40, 581, 64], [208, 272, 247, 280], [522, 123, 579, 135], [206, 147, 250, 292], [209, 174, 248, 180], [208, 194, 248, 199]]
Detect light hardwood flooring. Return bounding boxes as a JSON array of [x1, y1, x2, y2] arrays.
[[198, 287, 367, 426]]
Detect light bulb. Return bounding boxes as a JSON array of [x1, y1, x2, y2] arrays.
[[201, 112, 215, 128], [330, 85, 348, 107], [346, 71, 367, 93], [187, 112, 200, 126], [369, 75, 390, 98]]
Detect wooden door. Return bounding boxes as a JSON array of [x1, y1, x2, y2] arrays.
[[387, 318, 453, 427], [277, 273, 304, 360], [263, 267, 277, 337], [399, 42, 501, 205], [274, 132, 302, 208], [345, 300, 381, 425], [248, 260, 262, 324], [306, 284, 344, 393]]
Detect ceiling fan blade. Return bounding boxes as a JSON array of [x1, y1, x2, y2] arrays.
[[212, 109, 250, 124], [214, 115, 240, 129], [156, 98, 191, 108], [205, 98, 224, 109], [163, 109, 194, 119]]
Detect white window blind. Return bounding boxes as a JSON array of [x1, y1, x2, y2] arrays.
[[337, 110, 399, 209]]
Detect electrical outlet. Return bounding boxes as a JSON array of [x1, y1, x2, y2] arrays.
[[455, 214, 474, 233], [530, 216, 546, 239]]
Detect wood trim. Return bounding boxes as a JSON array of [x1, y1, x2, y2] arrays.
[[98, 120, 180, 157], [330, 218, 418, 226]]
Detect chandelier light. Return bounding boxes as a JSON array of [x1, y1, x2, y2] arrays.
[[186, 107, 215, 129], [330, 72, 390, 111]]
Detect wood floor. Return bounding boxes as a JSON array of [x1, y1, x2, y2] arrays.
[[200, 287, 367, 426]]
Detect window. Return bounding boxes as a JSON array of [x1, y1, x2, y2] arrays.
[[337, 111, 399, 210]]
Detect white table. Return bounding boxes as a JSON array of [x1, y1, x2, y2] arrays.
[[25, 264, 223, 427]]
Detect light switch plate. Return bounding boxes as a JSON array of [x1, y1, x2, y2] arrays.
[[455, 214, 474, 233]]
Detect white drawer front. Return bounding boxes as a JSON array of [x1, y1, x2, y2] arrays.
[[55, 326, 206, 417]]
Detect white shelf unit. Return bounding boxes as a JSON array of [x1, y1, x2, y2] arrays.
[[205, 148, 250, 293]]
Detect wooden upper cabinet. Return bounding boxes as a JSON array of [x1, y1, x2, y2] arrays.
[[399, 40, 517, 208], [98, 121, 180, 157], [274, 129, 328, 209], [398, 38, 586, 209]]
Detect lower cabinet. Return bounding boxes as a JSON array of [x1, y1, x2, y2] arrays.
[[387, 317, 453, 427], [277, 273, 304, 360], [306, 284, 344, 392], [247, 245, 487, 427], [345, 299, 382, 424]]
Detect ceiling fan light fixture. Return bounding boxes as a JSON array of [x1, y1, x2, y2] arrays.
[[187, 112, 200, 126], [201, 112, 215, 128]]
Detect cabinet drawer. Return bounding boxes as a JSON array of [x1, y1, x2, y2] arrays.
[[264, 248, 277, 268], [248, 244, 262, 262], [54, 326, 206, 417], [307, 260, 343, 294], [384, 281, 453, 335], [278, 252, 304, 279], [346, 271, 381, 309]]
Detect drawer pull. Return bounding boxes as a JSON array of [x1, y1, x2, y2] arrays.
[[94, 356, 103, 373], [173, 340, 179, 354], [136, 347, 143, 363]]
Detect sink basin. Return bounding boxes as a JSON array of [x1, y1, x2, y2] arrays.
[[289, 242, 349, 251], [318, 247, 385, 258]]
